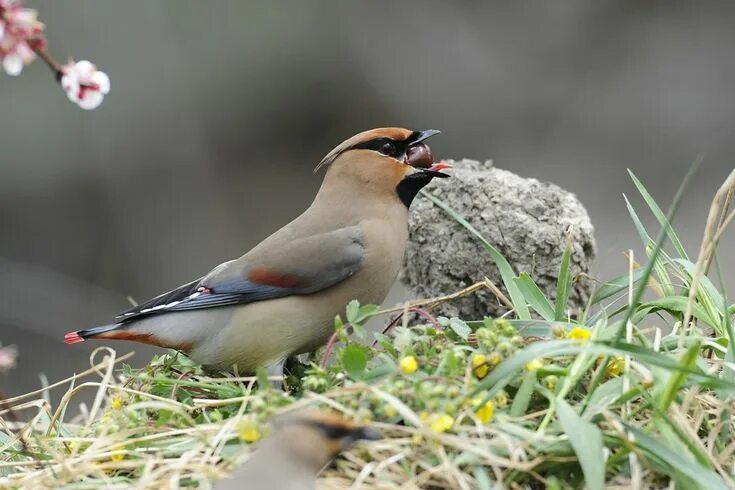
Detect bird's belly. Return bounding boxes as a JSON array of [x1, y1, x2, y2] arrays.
[[218, 251, 402, 372], [218, 276, 390, 371]]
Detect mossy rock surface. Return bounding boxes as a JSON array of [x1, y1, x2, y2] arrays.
[[402, 159, 596, 318]]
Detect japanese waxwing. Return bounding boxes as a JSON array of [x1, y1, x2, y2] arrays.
[[215, 411, 379, 490], [64, 127, 449, 374]]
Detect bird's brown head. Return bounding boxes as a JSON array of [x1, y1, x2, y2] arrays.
[[273, 410, 380, 469], [316, 127, 449, 207]]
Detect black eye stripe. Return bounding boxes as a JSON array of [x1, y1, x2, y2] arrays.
[[350, 137, 408, 158], [304, 420, 359, 439]]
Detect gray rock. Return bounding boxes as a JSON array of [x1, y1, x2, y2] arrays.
[[401, 159, 596, 319]]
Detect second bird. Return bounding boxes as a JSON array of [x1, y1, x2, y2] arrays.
[[64, 127, 449, 373]]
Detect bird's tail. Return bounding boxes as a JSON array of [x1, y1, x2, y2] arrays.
[[64, 323, 123, 345]]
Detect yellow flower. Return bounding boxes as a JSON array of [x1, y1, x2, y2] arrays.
[[110, 396, 123, 410], [566, 327, 591, 344], [428, 413, 454, 433], [109, 445, 125, 462], [473, 398, 495, 424], [384, 405, 398, 417], [236, 419, 261, 443], [494, 391, 509, 407], [471, 354, 489, 379], [606, 356, 625, 377], [399, 355, 418, 374], [525, 358, 544, 372]]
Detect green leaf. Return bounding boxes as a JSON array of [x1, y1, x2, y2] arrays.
[[514, 273, 555, 320], [624, 194, 675, 297], [673, 258, 726, 318], [555, 233, 573, 321], [639, 296, 718, 328], [628, 169, 689, 260], [346, 299, 360, 323], [585, 376, 625, 410], [623, 423, 726, 489], [712, 252, 735, 364], [590, 269, 645, 305], [510, 371, 537, 417], [466, 319, 580, 338], [605, 160, 698, 351], [623, 193, 653, 248], [657, 339, 700, 412], [470, 339, 735, 401], [351, 321, 366, 339], [449, 317, 471, 340], [347, 302, 379, 326], [421, 190, 530, 320], [556, 398, 605, 490], [340, 345, 368, 380], [357, 304, 379, 322]]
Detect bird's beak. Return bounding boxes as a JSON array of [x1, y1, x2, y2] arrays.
[[354, 427, 381, 441], [409, 129, 441, 145], [404, 129, 450, 178]]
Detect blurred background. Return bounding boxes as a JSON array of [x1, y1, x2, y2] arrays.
[[2, 0, 734, 398]]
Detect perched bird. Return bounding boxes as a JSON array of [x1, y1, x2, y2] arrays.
[[215, 411, 379, 490], [64, 127, 449, 373]]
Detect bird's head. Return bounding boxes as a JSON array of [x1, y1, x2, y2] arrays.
[[316, 127, 449, 207], [272, 410, 380, 469]]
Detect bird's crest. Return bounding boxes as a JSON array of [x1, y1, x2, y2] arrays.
[[315, 127, 414, 172]]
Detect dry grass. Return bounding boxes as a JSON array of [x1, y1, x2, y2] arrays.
[[1, 168, 735, 489]]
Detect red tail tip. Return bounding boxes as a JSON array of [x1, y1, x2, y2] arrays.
[[64, 331, 85, 345]]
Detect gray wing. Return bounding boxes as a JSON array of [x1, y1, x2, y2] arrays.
[[116, 226, 364, 321]]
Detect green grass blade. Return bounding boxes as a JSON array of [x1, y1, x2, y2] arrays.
[[622, 423, 726, 489], [623, 193, 653, 246], [514, 273, 555, 320], [421, 190, 530, 319], [657, 339, 700, 412], [624, 194, 675, 296], [510, 371, 537, 417], [470, 339, 735, 403], [615, 162, 698, 337], [650, 399, 714, 469], [712, 251, 735, 363], [556, 398, 605, 490], [554, 232, 573, 321], [590, 269, 645, 305], [673, 258, 726, 321], [584, 161, 699, 408], [628, 169, 689, 260], [639, 297, 718, 329]]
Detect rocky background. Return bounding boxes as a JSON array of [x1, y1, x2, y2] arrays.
[[402, 159, 595, 319]]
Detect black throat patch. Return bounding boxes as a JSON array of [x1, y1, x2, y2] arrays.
[[396, 172, 434, 208]]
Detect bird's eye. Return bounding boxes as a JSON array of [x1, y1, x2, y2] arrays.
[[378, 141, 396, 157]]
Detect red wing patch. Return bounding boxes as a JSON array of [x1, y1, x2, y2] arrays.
[[247, 266, 302, 289], [95, 331, 192, 352]]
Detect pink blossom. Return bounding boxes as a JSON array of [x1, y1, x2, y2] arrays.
[[0, 344, 17, 372], [0, 0, 45, 76], [60, 59, 110, 110]]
